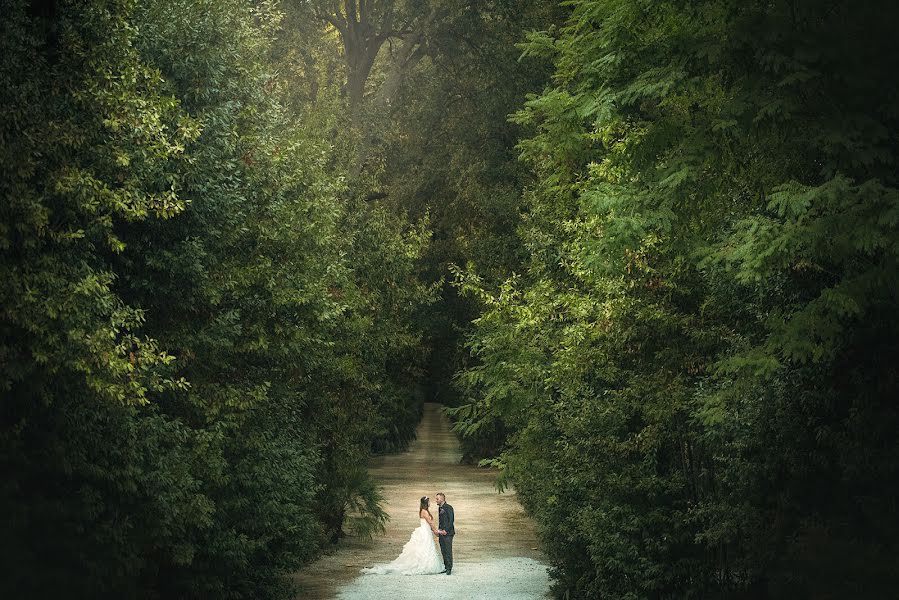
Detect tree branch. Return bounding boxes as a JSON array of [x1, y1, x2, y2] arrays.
[[344, 0, 357, 26], [328, 14, 347, 33], [359, 0, 369, 29], [318, 0, 346, 27]]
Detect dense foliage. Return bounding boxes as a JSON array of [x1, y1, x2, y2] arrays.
[[1, 0, 430, 597], [452, 0, 899, 597], [4, 0, 898, 598]]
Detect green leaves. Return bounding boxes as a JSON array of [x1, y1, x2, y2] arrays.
[[2, 1, 433, 597], [454, 0, 899, 598]]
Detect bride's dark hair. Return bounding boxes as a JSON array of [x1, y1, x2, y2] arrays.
[[419, 496, 431, 516]]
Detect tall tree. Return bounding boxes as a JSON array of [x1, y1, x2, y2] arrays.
[[309, 0, 436, 112]]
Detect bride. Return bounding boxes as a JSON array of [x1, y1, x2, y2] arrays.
[[362, 496, 445, 575]]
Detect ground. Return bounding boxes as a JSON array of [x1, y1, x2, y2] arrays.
[[292, 403, 552, 599]]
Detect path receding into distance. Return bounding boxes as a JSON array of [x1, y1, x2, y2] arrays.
[[292, 403, 552, 600]]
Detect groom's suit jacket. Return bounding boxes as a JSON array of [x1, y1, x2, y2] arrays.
[[438, 502, 455, 536]]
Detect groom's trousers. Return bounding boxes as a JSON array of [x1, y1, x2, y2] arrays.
[[439, 534, 454, 573]]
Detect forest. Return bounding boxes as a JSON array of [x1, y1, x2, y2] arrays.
[[1, 0, 897, 598]]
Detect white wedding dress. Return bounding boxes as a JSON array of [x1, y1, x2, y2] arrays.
[[362, 518, 445, 575]]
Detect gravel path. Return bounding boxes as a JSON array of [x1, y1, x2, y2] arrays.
[[337, 557, 550, 600], [292, 403, 552, 599]]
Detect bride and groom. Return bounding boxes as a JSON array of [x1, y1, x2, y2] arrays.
[[363, 492, 455, 576]]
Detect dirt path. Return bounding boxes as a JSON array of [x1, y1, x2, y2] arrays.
[[292, 403, 551, 599]]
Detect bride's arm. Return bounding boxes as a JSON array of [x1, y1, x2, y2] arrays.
[[421, 510, 438, 533]]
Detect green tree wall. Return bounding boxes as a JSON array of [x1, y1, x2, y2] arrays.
[[454, 0, 899, 597], [1, 1, 432, 597]]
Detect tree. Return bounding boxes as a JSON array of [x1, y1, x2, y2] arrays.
[[1, 0, 434, 597], [453, 0, 899, 597], [308, 0, 434, 111]]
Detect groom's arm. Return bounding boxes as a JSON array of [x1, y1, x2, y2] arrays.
[[447, 505, 454, 531]]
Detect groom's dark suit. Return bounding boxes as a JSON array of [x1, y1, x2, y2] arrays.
[[438, 502, 455, 574]]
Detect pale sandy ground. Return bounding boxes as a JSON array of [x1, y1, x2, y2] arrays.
[[292, 403, 552, 599]]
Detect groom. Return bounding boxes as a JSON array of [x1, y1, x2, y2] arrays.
[[435, 492, 454, 575]]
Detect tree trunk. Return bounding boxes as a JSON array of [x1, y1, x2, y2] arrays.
[[314, 0, 440, 180]]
